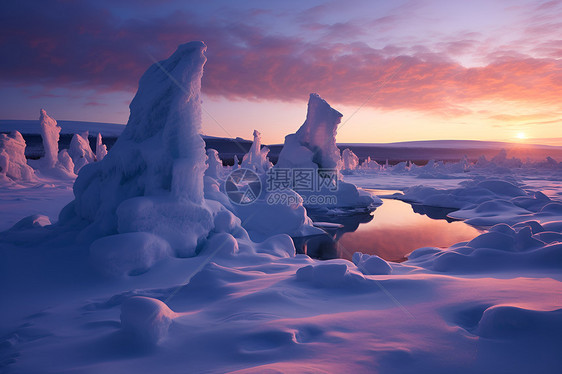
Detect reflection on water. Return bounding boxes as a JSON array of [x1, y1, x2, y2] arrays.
[[301, 190, 482, 262]]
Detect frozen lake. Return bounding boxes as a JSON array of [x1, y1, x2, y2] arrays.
[[301, 190, 482, 261]]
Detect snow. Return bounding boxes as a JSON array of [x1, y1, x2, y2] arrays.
[[0, 131, 35, 182], [39, 109, 60, 169], [276, 93, 381, 210], [68, 132, 95, 173], [277, 93, 342, 170], [61, 42, 215, 258], [2, 42, 562, 374], [205, 148, 223, 179], [95, 132, 108, 161], [341, 148, 359, 172], [0, 119, 126, 137]]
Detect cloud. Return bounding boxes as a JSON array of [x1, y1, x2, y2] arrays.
[[1, 0, 561, 119]]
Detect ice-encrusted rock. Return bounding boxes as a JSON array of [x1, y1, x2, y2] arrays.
[[39, 108, 61, 168], [241, 130, 273, 174], [0, 131, 35, 182], [61, 41, 214, 257]]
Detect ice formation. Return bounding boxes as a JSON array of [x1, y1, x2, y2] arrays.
[[360, 156, 382, 170], [60, 42, 215, 257], [68, 132, 95, 173], [276, 93, 379, 210], [205, 149, 223, 180], [277, 93, 342, 170], [95, 132, 108, 161], [0, 131, 35, 182], [341, 148, 359, 172], [240, 130, 273, 174], [39, 108, 61, 168]]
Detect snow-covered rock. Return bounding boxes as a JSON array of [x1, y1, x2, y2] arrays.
[[0, 131, 35, 182], [240, 130, 273, 174]]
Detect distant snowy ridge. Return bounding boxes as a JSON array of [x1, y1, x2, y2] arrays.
[[0, 119, 126, 137], [338, 139, 562, 150]]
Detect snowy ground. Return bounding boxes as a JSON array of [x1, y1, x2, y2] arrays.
[[2, 167, 562, 373]]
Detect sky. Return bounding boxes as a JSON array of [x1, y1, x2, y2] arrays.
[[1, 0, 561, 145]]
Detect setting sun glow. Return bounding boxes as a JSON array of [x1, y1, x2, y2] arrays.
[[516, 132, 527, 141]]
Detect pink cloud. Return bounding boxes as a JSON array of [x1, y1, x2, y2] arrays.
[[1, 0, 561, 119]]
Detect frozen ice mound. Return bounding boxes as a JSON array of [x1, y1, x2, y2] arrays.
[[476, 305, 562, 339], [275, 93, 380, 210], [120, 296, 176, 345], [352, 252, 392, 275], [296, 260, 369, 288], [61, 42, 214, 259], [0, 131, 35, 182]]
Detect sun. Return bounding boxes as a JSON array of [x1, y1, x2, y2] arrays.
[[515, 132, 527, 141]]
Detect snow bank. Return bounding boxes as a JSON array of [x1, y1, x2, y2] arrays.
[[120, 296, 176, 345], [240, 130, 272, 174], [352, 252, 392, 275], [393, 178, 560, 227], [0, 131, 35, 182], [296, 260, 371, 289], [406, 220, 562, 273], [90, 232, 172, 277], [62, 42, 214, 258]]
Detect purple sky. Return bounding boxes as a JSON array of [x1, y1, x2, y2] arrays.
[[1, 0, 561, 144]]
